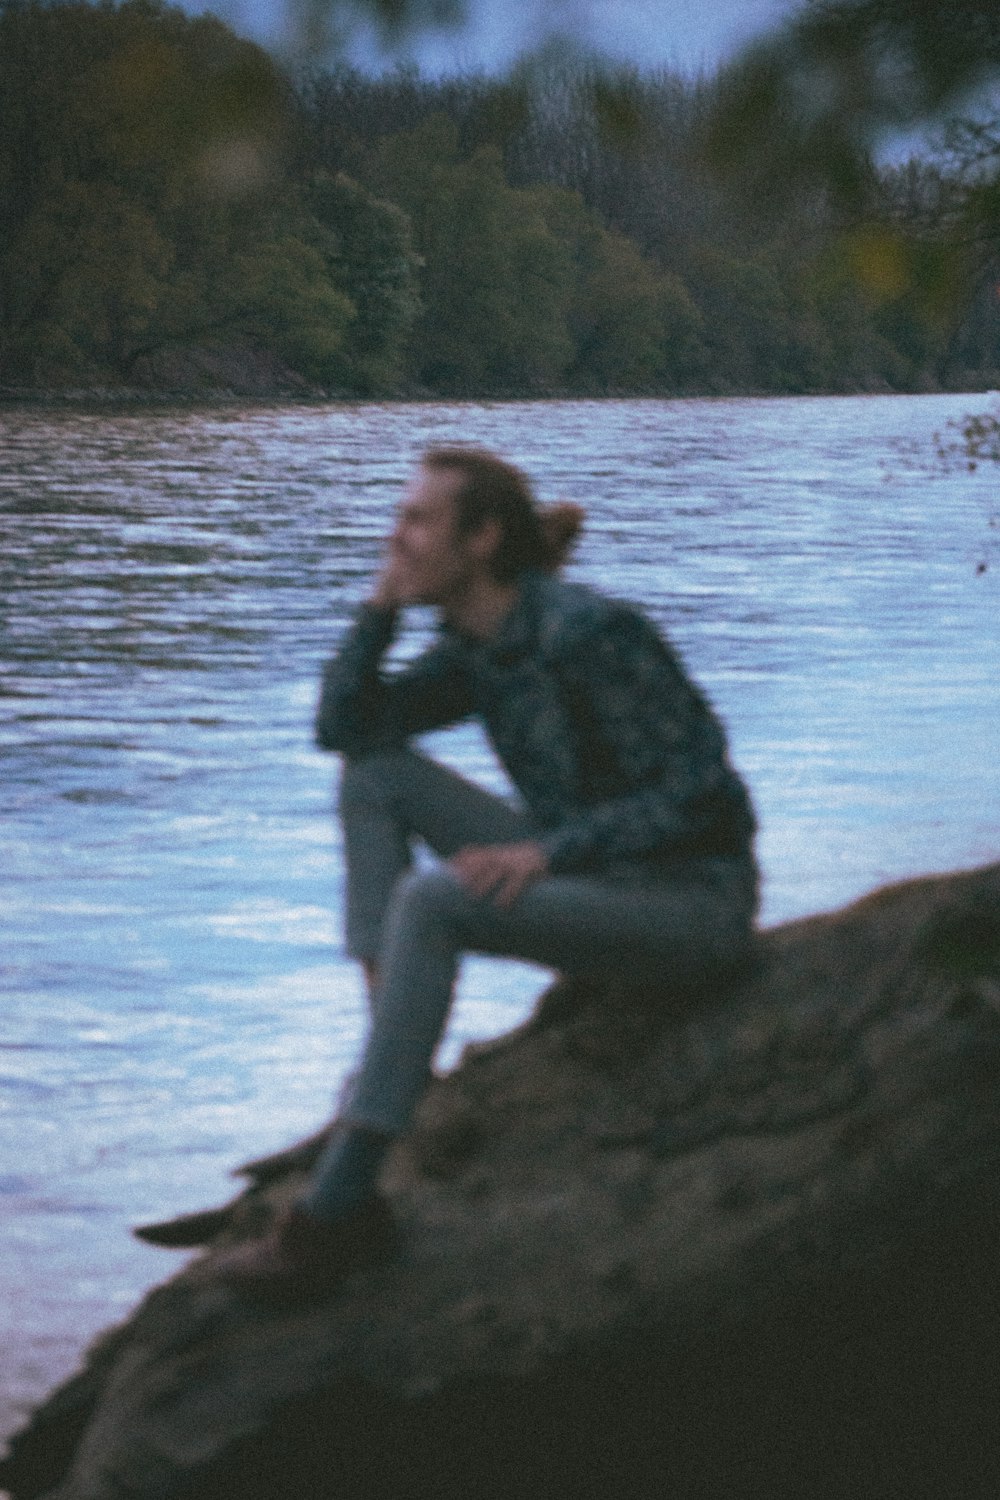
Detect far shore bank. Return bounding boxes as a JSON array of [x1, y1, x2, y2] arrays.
[[3, 376, 999, 410]]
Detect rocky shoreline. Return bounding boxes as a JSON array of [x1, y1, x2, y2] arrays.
[[3, 861, 999, 1499], [0, 343, 324, 406], [4, 363, 995, 411]]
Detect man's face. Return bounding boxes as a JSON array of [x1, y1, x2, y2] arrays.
[[386, 465, 486, 607]]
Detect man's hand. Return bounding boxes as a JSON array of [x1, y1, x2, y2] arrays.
[[369, 557, 406, 610], [451, 841, 549, 909]]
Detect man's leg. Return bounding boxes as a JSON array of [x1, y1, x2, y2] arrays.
[[214, 751, 540, 1293], [301, 855, 755, 1222], [302, 749, 533, 1223], [339, 748, 532, 983], [219, 853, 754, 1295]]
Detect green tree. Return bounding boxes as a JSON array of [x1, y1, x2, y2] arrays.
[[0, 0, 371, 388], [364, 115, 575, 389], [305, 171, 422, 392], [537, 186, 704, 390]]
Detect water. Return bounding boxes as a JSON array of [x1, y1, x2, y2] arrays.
[[0, 393, 997, 1442]]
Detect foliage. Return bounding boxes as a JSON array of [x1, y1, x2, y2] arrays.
[[705, 0, 1000, 197], [935, 408, 1000, 468], [305, 171, 422, 391], [295, 53, 1000, 396], [0, 0, 418, 390], [3, 0, 1000, 396], [359, 115, 573, 388], [703, 0, 1000, 361]]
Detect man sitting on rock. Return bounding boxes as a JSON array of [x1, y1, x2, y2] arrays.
[[216, 445, 759, 1297]]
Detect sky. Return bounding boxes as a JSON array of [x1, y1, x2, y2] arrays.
[[202, 0, 805, 73]]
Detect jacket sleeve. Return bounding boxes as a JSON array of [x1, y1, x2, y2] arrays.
[[537, 609, 753, 872], [315, 605, 474, 755]]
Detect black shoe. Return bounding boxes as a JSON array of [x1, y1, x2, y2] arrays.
[[133, 1204, 232, 1248], [213, 1195, 397, 1303]]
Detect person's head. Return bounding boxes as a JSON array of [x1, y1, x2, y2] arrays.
[[384, 448, 581, 612], [422, 447, 567, 585]]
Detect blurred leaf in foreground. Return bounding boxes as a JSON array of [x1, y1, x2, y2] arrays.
[[705, 0, 1000, 207]]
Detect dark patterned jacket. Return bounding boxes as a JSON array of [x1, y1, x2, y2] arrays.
[[316, 570, 757, 879]]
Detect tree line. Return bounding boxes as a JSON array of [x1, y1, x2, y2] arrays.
[[2, 0, 999, 397]]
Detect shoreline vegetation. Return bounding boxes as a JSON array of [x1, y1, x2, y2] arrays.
[[5, 376, 1000, 407], [4, 2, 1000, 407], [3, 353, 1000, 408]]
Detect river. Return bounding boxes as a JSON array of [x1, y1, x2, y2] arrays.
[[1, 392, 997, 1443]]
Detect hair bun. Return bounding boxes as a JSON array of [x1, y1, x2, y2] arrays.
[[539, 502, 585, 571]]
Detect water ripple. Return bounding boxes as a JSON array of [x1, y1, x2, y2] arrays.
[[0, 392, 997, 1438]]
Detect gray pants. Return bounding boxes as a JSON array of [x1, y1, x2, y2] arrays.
[[337, 749, 756, 1137]]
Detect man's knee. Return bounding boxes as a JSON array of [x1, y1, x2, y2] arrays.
[[389, 865, 466, 929], [338, 749, 419, 820]]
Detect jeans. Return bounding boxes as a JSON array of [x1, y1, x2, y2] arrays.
[[334, 749, 757, 1137]]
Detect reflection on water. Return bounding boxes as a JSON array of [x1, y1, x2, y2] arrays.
[[0, 393, 997, 1437]]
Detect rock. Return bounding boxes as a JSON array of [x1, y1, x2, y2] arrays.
[[3, 863, 1000, 1500]]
